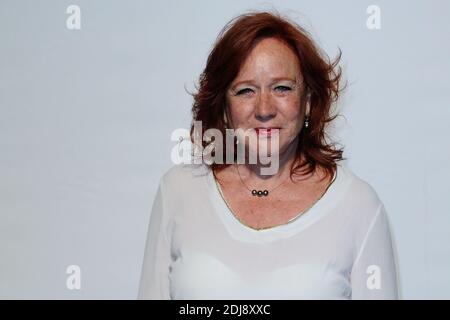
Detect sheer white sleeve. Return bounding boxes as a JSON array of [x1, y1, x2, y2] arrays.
[[137, 178, 172, 300], [350, 204, 399, 299]]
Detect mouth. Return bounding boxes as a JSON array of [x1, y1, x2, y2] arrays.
[[254, 127, 281, 137]]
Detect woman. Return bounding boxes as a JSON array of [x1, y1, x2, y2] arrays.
[[138, 10, 399, 299]]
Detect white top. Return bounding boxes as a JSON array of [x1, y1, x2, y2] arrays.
[[138, 162, 399, 300]]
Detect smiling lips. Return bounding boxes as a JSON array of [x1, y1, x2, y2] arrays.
[[254, 127, 281, 137]]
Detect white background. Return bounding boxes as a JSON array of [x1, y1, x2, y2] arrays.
[[0, 0, 449, 299]]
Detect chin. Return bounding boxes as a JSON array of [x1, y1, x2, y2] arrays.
[[246, 141, 283, 160]]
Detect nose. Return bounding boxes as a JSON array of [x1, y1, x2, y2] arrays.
[[255, 89, 276, 122]]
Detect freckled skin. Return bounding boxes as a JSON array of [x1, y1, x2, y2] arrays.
[[214, 37, 332, 230], [226, 37, 308, 163]]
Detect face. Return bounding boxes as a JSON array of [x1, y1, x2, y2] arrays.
[[225, 37, 308, 161]]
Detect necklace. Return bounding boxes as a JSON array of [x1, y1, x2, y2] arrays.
[[235, 164, 290, 197], [211, 167, 338, 231]]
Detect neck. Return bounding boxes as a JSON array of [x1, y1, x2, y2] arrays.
[[235, 136, 300, 182]]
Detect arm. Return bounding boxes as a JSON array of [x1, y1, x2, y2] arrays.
[[351, 204, 400, 299], [137, 178, 172, 299]]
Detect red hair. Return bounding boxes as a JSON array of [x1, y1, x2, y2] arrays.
[[188, 10, 346, 181]]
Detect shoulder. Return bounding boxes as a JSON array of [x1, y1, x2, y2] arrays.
[[337, 166, 394, 259], [342, 166, 382, 206], [159, 162, 210, 192], [338, 164, 385, 222]]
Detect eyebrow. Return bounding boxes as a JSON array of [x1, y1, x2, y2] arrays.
[[231, 77, 297, 88]]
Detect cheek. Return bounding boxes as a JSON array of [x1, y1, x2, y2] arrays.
[[228, 96, 303, 127], [229, 101, 253, 123], [279, 97, 302, 125]]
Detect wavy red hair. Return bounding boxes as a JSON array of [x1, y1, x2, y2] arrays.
[[188, 10, 346, 181]]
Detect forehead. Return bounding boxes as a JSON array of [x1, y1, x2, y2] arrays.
[[235, 37, 301, 80]]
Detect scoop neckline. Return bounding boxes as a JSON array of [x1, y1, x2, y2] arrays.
[[205, 163, 350, 243]]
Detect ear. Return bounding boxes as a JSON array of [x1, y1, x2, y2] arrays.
[[223, 103, 233, 128], [301, 86, 311, 116], [223, 112, 228, 127], [304, 92, 311, 117]]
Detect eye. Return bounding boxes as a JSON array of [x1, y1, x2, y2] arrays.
[[275, 86, 292, 92], [236, 88, 254, 96]]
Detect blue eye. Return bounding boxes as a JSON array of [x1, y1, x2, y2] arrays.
[[275, 86, 292, 92]]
